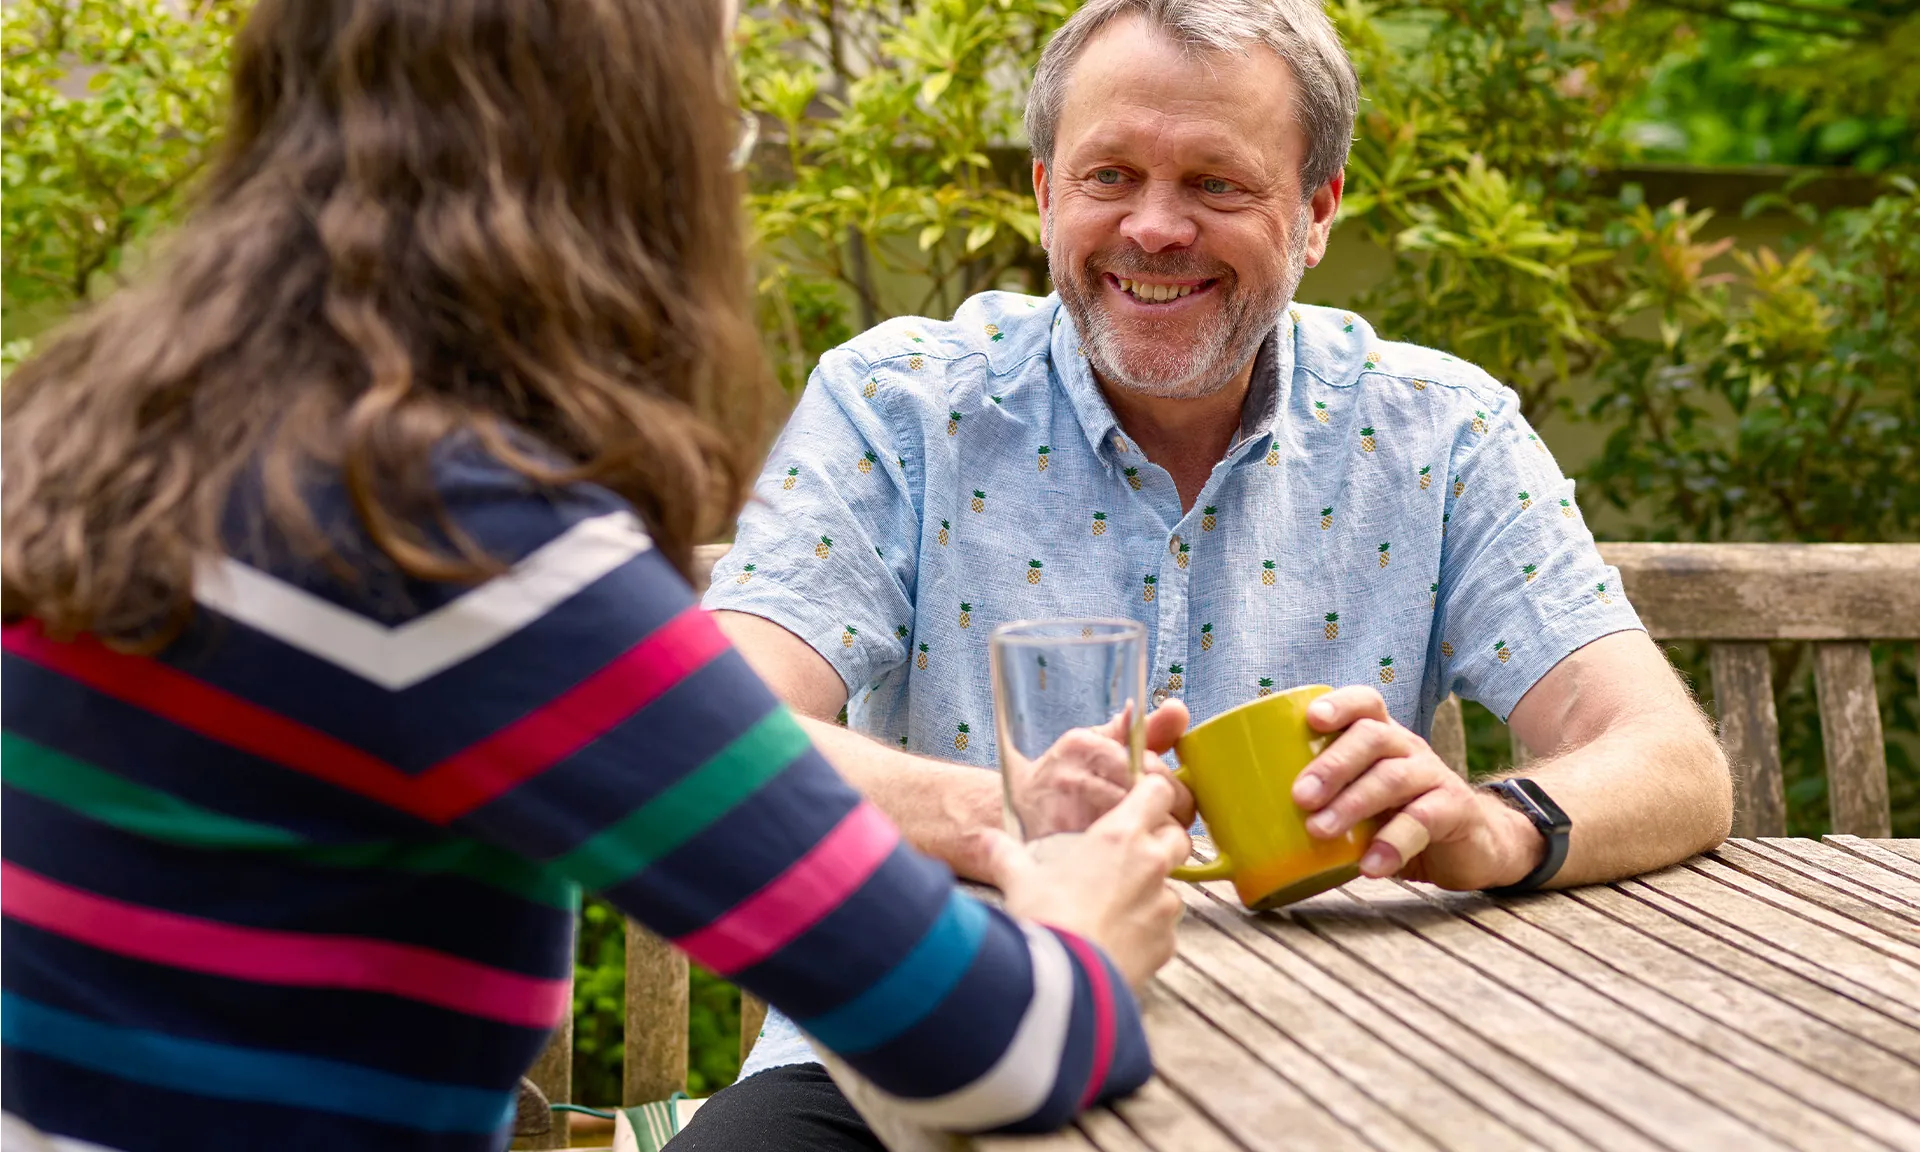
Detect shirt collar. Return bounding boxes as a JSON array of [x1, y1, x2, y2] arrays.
[[1048, 298, 1298, 462]]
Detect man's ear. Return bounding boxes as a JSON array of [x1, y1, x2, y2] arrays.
[[1302, 170, 1344, 268], [1033, 159, 1052, 247]]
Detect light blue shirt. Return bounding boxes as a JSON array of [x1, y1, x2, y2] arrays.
[[705, 293, 1642, 1078]]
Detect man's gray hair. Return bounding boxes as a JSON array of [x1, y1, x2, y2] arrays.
[[1024, 0, 1359, 196]]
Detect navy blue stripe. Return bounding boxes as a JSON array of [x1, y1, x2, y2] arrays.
[[2, 993, 515, 1134], [457, 649, 794, 861], [2, 790, 573, 978], [2, 658, 427, 841], [3, 920, 547, 1087], [590, 747, 866, 942], [3, 1049, 501, 1152]]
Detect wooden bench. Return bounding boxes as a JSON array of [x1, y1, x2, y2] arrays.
[[521, 541, 1918, 1144]]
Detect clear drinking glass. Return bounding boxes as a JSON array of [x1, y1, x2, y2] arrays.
[[989, 619, 1148, 846]]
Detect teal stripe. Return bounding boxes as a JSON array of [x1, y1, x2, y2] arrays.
[[552, 709, 810, 891], [2, 992, 514, 1134], [1, 733, 575, 909], [796, 890, 988, 1053]]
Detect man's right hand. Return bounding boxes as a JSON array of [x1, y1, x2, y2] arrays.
[[1009, 702, 1198, 837], [988, 773, 1192, 990]]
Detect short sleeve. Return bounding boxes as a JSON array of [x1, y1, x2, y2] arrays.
[[704, 347, 920, 696], [1432, 392, 1644, 720]]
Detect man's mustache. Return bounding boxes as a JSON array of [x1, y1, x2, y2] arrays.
[[1087, 252, 1233, 282]]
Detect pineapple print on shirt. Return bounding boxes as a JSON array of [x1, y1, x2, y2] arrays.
[[971, 489, 986, 513], [938, 520, 950, 546], [858, 451, 877, 475], [782, 467, 798, 490], [841, 624, 858, 649], [1418, 466, 1432, 491], [1200, 623, 1214, 651], [1037, 446, 1050, 471], [1324, 612, 1340, 640], [815, 536, 832, 559], [954, 723, 970, 751], [1202, 505, 1218, 531], [917, 643, 930, 670], [1379, 657, 1395, 685], [1092, 511, 1108, 536], [1257, 678, 1274, 697], [1124, 467, 1142, 491], [1167, 665, 1184, 693], [1378, 542, 1392, 569], [1143, 575, 1158, 602], [958, 602, 972, 629], [1027, 559, 1044, 585]]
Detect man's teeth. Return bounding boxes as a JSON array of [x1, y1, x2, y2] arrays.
[[1117, 278, 1196, 303]]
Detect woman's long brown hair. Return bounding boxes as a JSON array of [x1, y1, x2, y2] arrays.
[[3, 0, 770, 646]]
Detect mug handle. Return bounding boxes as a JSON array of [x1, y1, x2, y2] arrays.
[[1166, 765, 1234, 883]]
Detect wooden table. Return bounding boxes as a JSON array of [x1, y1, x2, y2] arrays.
[[956, 836, 1920, 1152]]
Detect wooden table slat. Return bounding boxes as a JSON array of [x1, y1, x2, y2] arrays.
[[1453, 884, 1920, 1139], [920, 843, 1920, 1152], [1124, 979, 1375, 1152], [1824, 836, 1920, 885], [1747, 838, 1920, 915], [1169, 887, 1538, 1152], [1153, 955, 1444, 1152], [1335, 880, 1847, 1151], [1182, 886, 1628, 1152], [1102, 1079, 1245, 1152], [1703, 845, 1920, 953], [1256, 883, 1763, 1151], [1611, 872, 1920, 1034], [1567, 883, 1920, 1068]]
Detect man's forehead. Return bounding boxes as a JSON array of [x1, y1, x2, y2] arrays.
[[1053, 17, 1297, 163]]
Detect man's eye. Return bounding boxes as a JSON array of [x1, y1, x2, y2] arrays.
[[1093, 169, 1123, 185], [1202, 178, 1235, 194]]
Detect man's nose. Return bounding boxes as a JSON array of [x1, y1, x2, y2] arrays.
[[1117, 184, 1197, 253]]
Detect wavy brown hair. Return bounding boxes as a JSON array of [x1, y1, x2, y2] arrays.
[[3, 0, 770, 645]]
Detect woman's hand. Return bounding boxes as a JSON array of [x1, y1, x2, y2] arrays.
[[988, 773, 1191, 990]]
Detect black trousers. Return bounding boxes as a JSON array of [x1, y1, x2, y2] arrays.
[[666, 1063, 884, 1152]]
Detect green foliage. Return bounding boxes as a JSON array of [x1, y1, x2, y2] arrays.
[[1, 0, 237, 313], [737, 0, 1063, 382], [573, 899, 742, 1106]]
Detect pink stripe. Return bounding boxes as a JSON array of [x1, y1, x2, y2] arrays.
[[1, 862, 568, 1028], [676, 804, 900, 976], [1057, 930, 1117, 1110]]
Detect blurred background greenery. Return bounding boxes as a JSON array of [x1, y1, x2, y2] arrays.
[[5, 0, 1914, 1109]]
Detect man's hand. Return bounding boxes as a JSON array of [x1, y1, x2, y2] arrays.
[[1008, 702, 1198, 839], [1290, 687, 1543, 889]]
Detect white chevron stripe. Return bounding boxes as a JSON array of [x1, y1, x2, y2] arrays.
[[192, 511, 653, 690], [817, 920, 1071, 1132], [3, 1113, 125, 1152]]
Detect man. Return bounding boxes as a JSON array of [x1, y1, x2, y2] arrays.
[[680, 0, 1731, 1146]]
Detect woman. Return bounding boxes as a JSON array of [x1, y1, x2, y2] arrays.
[[0, 0, 1189, 1148]]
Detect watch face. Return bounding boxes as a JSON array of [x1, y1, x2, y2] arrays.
[[1508, 778, 1572, 834]]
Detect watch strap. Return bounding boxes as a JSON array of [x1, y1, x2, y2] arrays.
[[1482, 778, 1570, 895]]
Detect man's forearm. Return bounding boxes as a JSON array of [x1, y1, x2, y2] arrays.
[[797, 716, 1005, 881], [1513, 717, 1731, 888]]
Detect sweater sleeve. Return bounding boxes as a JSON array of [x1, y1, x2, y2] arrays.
[[386, 480, 1151, 1131]]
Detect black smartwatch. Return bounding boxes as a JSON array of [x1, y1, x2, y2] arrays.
[[1481, 778, 1571, 895]]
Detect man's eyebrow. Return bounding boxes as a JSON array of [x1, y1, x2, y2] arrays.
[[1066, 134, 1264, 174]]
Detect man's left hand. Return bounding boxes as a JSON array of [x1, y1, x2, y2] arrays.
[[1291, 687, 1545, 890]]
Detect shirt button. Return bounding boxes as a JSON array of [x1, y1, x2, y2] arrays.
[[1152, 688, 1171, 706], [1168, 535, 1181, 554]]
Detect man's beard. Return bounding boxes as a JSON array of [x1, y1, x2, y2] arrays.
[[1051, 211, 1310, 400]]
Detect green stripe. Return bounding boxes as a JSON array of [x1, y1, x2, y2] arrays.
[[1, 733, 576, 909], [552, 709, 811, 892]]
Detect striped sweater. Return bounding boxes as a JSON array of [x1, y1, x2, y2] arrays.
[[0, 456, 1150, 1150]]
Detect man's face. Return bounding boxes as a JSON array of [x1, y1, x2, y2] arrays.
[[1037, 17, 1338, 399]]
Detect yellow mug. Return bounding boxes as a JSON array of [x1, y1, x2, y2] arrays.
[[1168, 685, 1375, 910]]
